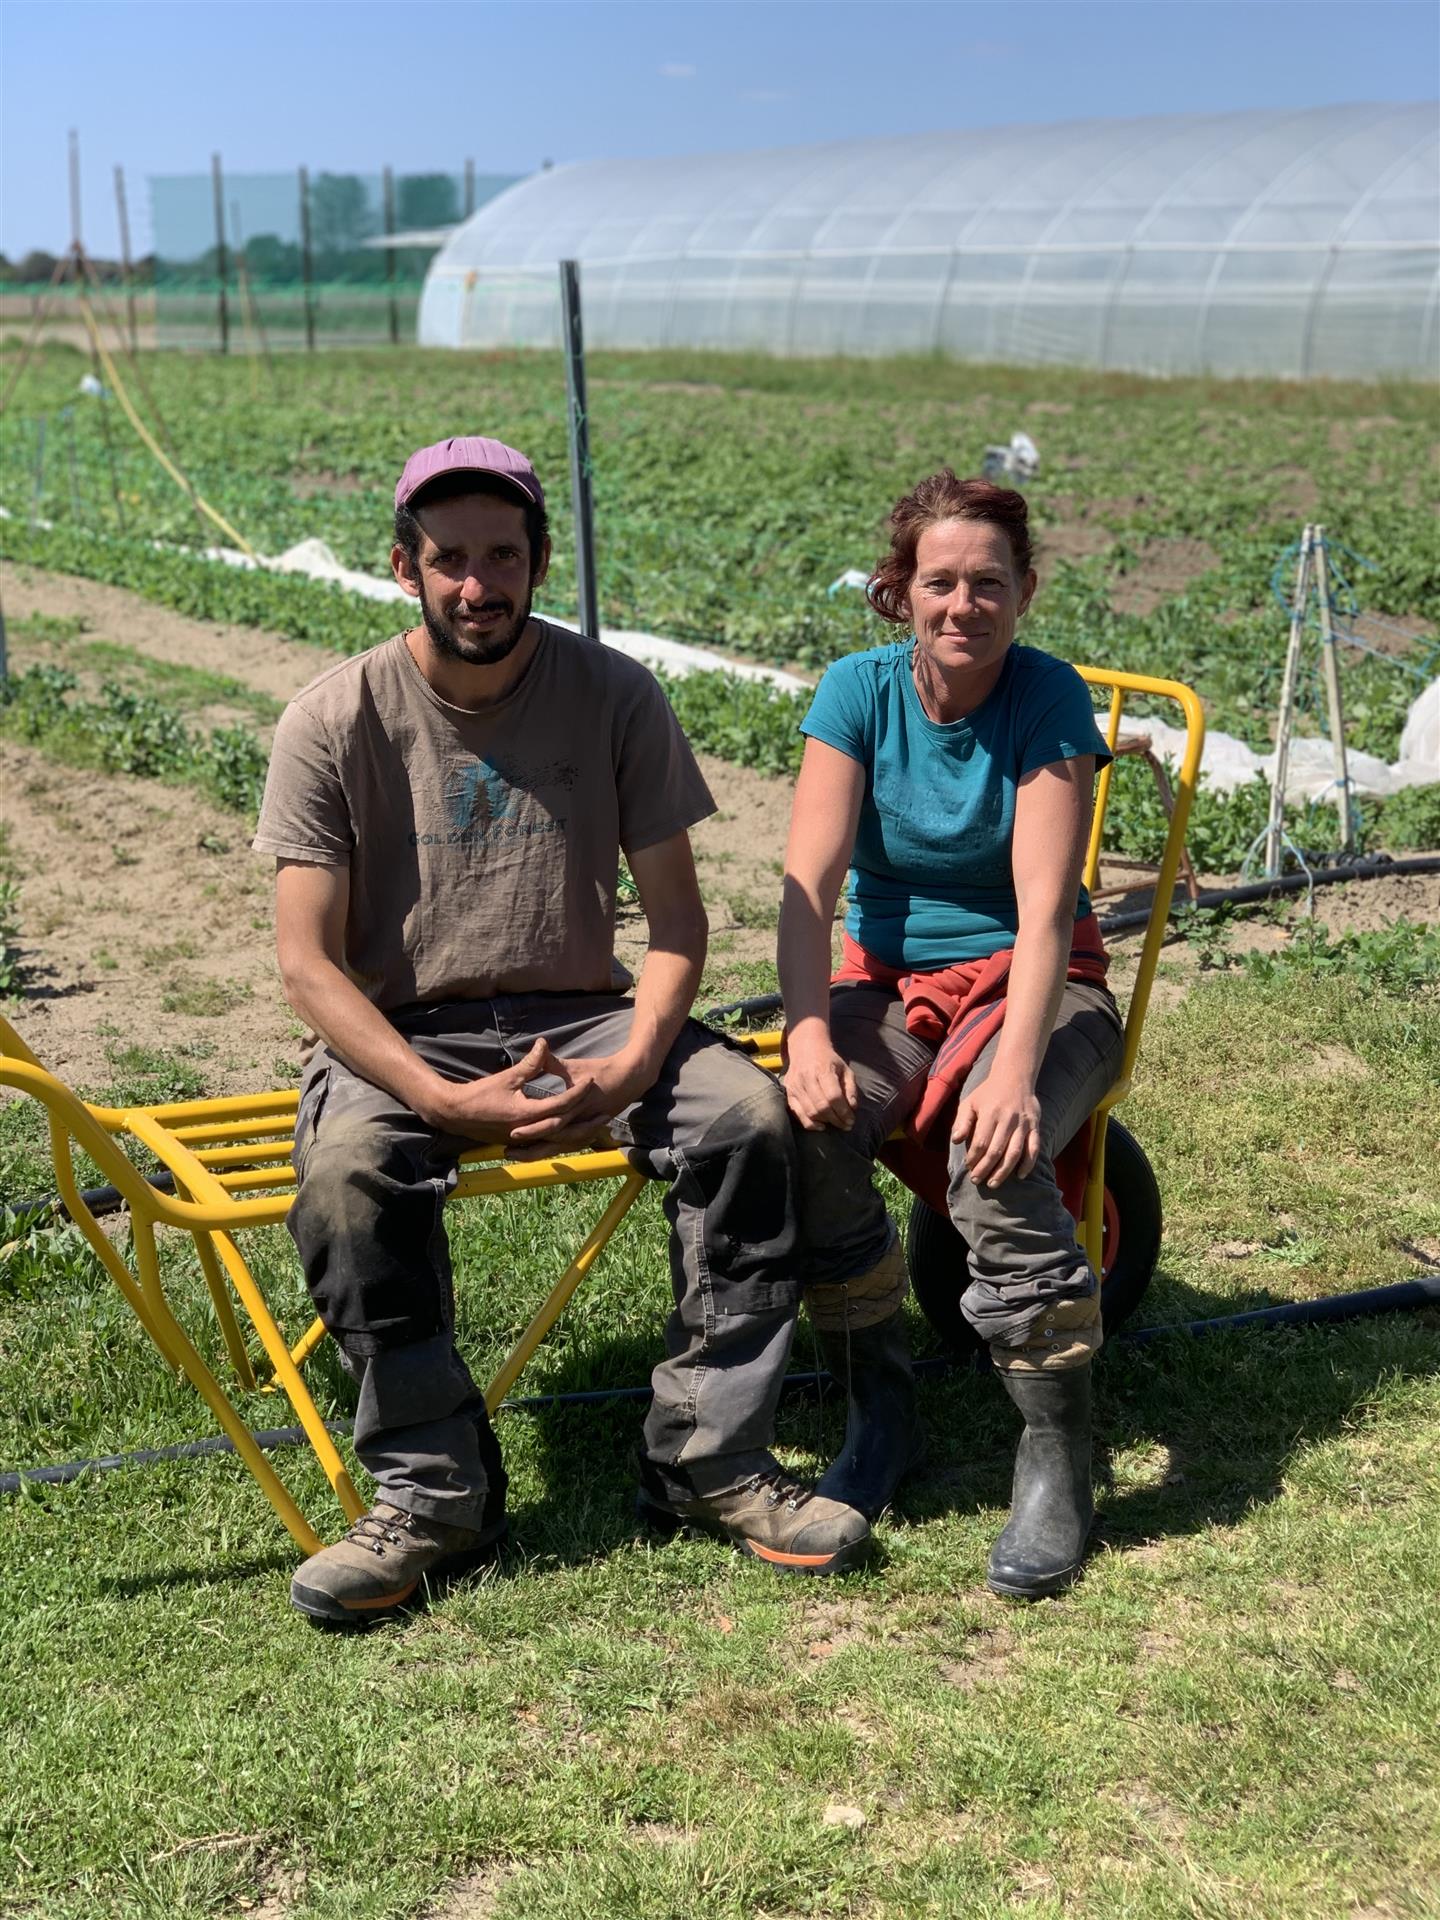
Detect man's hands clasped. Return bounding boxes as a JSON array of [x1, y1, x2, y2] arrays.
[[418, 1039, 656, 1155]]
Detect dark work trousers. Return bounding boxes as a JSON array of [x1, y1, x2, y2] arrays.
[[794, 980, 1125, 1351], [288, 994, 801, 1531]]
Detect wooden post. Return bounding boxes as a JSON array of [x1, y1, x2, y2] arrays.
[[383, 166, 399, 345], [114, 164, 138, 354], [1312, 528, 1355, 852], [231, 199, 274, 374], [1263, 526, 1313, 877], [31, 415, 48, 528], [68, 129, 82, 253], [464, 157, 475, 218], [560, 260, 600, 639], [211, 152, 230, 354], [298, 166, 316, 351]]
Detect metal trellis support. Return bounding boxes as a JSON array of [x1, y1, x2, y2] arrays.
[[560, 259, 600, 639], [1262, 525, 1313, 878], [1312, 530, 1356, 853]]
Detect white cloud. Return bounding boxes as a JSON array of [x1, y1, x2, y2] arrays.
[[659, 62, 696, 80]]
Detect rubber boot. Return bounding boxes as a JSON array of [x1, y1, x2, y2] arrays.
[[814, 1311, 925, 1523], [985, 1364, 1094, 1601]]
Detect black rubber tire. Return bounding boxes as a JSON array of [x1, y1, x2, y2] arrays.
[[906, 1118, 1163, 1358]]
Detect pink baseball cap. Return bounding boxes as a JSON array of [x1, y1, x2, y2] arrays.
[[394, 436, 545, 513]]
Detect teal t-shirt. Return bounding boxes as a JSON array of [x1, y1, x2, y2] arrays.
[[800, 641, 1113, 968]]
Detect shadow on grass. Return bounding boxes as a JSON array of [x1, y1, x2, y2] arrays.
[[503, 1272, 1440, 1569], [72, 1270, 1437, 1596], [97, 1549, 297, 1597]]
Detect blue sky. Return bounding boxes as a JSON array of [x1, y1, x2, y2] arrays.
[[2, 0, 1436, 259]]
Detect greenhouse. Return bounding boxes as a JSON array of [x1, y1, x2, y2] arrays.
[[418, 102, 1439, 379]]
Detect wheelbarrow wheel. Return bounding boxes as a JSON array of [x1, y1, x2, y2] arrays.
[[906, 1118, 1163, 1358]]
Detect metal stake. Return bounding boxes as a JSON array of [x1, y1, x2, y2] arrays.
[[383, 166, 399, 346], [211, 153, 230, 354], [560, 259, 599, 639], [1263, 525, 1313, 877], [1312, 527, 1355, 852], [298, 167, 316, 351]]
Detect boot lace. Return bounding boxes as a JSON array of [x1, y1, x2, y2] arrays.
[[739, 1467, 812, 1514], [341, 1507, 415, 1558]]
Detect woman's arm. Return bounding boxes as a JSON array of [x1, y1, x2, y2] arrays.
[[777, 736, 866, 1130], [952, 754, 1095, 1187]]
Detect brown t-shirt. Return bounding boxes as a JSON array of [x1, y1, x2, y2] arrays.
[[253, 624, 714, 1011]]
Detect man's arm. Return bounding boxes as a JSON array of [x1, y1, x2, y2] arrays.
[[777, 736, 866, 1130], [513, 829, 707, 1141], [276, 859, 595, 1140]]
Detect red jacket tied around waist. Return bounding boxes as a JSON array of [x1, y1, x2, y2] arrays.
[[830, 914, 1112, 1221]]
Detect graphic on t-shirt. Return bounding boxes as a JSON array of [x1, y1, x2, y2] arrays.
[[447, 758, 515, 834], [437, 755, 582, 845]]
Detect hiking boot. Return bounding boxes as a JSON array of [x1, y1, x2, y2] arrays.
[[290, 1500, 506, 1627], [636, 1455, 870, 1576], [814, 1309, 926, 1523]]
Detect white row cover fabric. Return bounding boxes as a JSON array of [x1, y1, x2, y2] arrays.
[[419, 104, 1438, 379]]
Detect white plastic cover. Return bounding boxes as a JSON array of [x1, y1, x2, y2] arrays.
[[419, 104, 1439, 379]]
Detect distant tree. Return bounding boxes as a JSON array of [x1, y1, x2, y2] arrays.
[[15, 249, 60, 285], [244, 233, 302, 283], [308, 174, 378, 254], [396, 173, 460, 232]]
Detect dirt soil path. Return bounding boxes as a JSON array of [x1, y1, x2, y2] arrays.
[[0, 568, 793, 1094]]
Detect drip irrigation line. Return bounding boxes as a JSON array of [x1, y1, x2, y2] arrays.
[[4, 1278, 1435, 1495], [3, 1169, 176, 1232], [700, 857, 1440, 1024], [1096, 854, 1440, 935]]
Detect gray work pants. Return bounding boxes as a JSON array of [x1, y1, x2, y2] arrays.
[[794, 980, 1125, 1351], [289, 994, 801, 1531]]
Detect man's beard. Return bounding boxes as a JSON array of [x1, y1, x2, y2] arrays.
[[417, 575, 535, 666]]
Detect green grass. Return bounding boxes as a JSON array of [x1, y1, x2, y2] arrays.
[[1, 944, 1437, 1918]]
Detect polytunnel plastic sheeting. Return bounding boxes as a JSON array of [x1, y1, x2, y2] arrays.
[[419, 103, 1440, 378]]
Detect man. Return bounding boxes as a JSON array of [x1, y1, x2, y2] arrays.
[[253, 436, 870, 1625]]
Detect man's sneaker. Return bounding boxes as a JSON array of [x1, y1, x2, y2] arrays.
[[637, 1456, 870, 1576], [290, 1501, 506, 1627]]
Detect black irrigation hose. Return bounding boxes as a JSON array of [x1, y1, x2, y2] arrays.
[[3, 1170, 176, 1233], [4, 1278, 1436, 1495], [1096, 853, 1440, 935], [701, 855, 1440, 1021]]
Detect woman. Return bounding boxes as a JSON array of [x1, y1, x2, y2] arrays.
[[778, 471, 1124, 1600]]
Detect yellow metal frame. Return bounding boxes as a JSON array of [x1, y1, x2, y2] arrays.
[[0, 665, 1201, 1560]]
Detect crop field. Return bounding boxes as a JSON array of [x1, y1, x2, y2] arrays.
[[0, 344, 1438, 1919]]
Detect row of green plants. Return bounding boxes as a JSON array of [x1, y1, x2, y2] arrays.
[[4, 344, 1435, 761], [0, 665, 269, 815], [3, 655, 1435, 874]]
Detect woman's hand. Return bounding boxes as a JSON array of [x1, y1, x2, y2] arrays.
[[783, 1032, 860, 1132], [952, 1066, 1042, 1188]]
